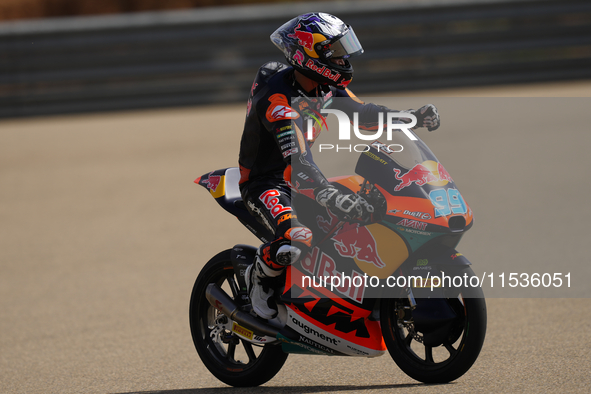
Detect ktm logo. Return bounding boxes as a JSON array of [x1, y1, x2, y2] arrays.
[[285, 285, 370, 338], [278, 213, 293, 225]]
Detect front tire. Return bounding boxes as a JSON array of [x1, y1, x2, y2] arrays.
[[189, 249, 288, 387], [380, 266, 487, 383]]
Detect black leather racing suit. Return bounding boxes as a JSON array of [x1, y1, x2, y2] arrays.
[[238, 62, 390, 272]]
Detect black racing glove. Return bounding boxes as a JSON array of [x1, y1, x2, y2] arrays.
[[410, 104, 440, 131], [315, 186, 374, 222]]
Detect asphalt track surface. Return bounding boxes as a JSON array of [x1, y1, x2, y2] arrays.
[[2, 81, 591, 394]]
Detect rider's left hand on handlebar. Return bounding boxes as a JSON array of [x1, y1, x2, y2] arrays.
[[411, 104, 440, 131]]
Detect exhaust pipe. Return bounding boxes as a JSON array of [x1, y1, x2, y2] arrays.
[[205, 283, 279, 338]]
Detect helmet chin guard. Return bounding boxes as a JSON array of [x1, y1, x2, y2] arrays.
[[271, 12, 364, 88]]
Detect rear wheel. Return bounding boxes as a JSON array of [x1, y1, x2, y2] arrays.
[[380, 266, 487, 383], [189, 249, 288, 387]]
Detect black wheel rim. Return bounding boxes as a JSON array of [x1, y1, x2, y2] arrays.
[[193, 265, 265, 371], [393, 295, 467, 369]]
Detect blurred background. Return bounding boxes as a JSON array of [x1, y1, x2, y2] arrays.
[[2, 2, 591, 393], [1, 0, 590, 118]]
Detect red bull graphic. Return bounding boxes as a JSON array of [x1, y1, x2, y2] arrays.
[[305, 59, 341, 83], [317, 209, 385, 269], [332, 223, 386, 269], [337, 79, 351, 88], [393, 161, 453, 191], [288, 23, 314, 50], [259, 189, 292, 218], [204, 172, 221, 192], [299, 248, 367, 303], [246, 99, 253, 116], [437, 162, 453, 183], [293, 50, 305, 66], [393, 164, 438, 191], [316, 212, 333, 233], [249, 81, 258, 97], [246, 82, 259, 116]]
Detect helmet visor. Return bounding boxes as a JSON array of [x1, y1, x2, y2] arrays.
[[327, 27, 364, 59]]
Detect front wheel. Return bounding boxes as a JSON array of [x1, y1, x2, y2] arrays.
[[380, 266, 487, 383], [189, 249, 288, 387]]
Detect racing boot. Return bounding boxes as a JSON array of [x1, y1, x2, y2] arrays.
[[245, 253, 282, 320]]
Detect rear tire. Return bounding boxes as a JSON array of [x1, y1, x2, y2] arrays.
[[189, 249, 288, 387], [380, 266, 487, 383]]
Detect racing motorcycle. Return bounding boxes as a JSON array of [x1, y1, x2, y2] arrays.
[[189, 132, 487, 387]]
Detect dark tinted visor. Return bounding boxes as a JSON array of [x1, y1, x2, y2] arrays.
[[328, 27, 364, 59]]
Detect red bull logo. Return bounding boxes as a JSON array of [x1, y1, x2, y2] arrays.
[[316, 210, 385, 269], [332, 223, 386, 269], [299, 247, 367, 303], [305, 59, 341, 83], [249, 81, 258, 96], [288, 23, 315, 50], [259, 189, 292, 218], [204, 172, 221, 192], [293, 50, 305, 66], [437, 162, 453, 183], [393, 161, 454, 191]]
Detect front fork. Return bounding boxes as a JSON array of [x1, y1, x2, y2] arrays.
[[397, 283, 417, 329]]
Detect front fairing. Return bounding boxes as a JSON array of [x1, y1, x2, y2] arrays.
[[279, 134, 474, 349], [355, 138, 473, 235], [291, 134, 473, 285]]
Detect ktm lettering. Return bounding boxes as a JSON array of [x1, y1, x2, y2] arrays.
[[289, 285, 370, 338], [277, 213, 293, 224]]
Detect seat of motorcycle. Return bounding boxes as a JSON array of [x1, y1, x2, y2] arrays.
[[216, 167, 274, 242], [217, 167, 245, 213]]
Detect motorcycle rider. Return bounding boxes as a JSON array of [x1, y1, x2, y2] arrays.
[[240, 12, 440, 319]]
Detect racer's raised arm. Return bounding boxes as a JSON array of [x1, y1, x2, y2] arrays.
[[332, 87, 440, 131]]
